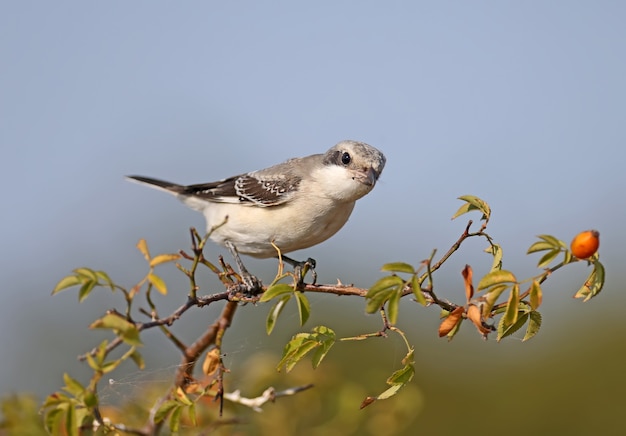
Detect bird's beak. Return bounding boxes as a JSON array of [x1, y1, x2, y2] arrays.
[[355, 167, 380, 187]]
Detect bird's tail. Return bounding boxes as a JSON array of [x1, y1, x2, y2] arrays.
[[125, 175, 186, 195]]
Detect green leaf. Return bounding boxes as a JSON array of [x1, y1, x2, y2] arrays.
[[536, 234, 567, 249], [502, 284, 520, 327], [411, 275, 427, 306], [386, 287, 401, 325], [477, 270, 517, 291], [266, 295, 291, 335], [294, 291, 311, 326], [311, 327, 336, 369], [52, 275, 82, 295], [487, 243, 503, 271], [574, 260, 605, 301], [148, 273, 168, 295], [277, 326, 335, 372], [154, 400, 178, 424], [527, 240, 555, 254], [78, 280, 97, 303], [83, 389, 98, 408], [90, 313, 142, 346], [169, 404, 183, 433], [95, 270, 115, 291], [260, 283, 294, 302], [65, 400, 78, 436], [523, 311, 542, 342], [130, 350, 145, 369], [537, 249, 561, 268], [387, 362, 415, 385], [498, 311, 529, 341], [482, 283, 509, 317], [452, 195, 491, 222], [367, 275, 404, 296], [366, 275, 404, 314], [381, 262, 415, 274], [62, 373, 84, 398], [74, 267, 98, 282], [374, 383, 403, 401]]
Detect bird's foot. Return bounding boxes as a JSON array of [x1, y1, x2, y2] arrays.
[[225, 241, 264, 297], [283, 255, 317, 287]]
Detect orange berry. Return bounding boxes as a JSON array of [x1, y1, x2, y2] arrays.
[[570, 230, 600, 259]]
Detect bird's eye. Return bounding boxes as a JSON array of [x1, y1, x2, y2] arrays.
[[341, 152, 351, 165]]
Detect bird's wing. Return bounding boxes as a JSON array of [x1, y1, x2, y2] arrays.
[[182, 171, 301, 206]]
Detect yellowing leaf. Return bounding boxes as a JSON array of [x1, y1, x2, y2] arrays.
[[150, 253, 181, 267], [466, 304, 492, 338], [136, 239, 151, 261], [202, 348, 221, 376], [148, 273, 168, 295], [529, 280, 543, 310]]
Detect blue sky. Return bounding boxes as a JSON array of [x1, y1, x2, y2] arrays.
[[1, 1, 625, 397]]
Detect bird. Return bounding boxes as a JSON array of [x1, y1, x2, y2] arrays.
[[127, 140, 386, 292]]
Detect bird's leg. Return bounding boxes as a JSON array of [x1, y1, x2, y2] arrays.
[[225, 241, 263, 296], [282, 255, 317, 287]]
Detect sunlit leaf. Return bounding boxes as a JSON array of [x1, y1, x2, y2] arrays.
[[537, 234, 567, 249], [523, 311, 542, 342], [381, 262, 415, 274], [260, 283, 294, 302], [149, 253, 181, 267], [90, 313, 142, 346], [527, 240, 555, 254], [202, 348, 221, 376], [529, 280, 543, 310], [136, 239, 151, 261], [387, 362, 415, 385], [148, 273, 168, 295], [537, 249, 561, 268], [502, 284, 520, 327], [452, 195, 491, 221], [367, 275, 404, 296], [78, 280, 96, 303], [498, 311, 529, 341], [52, 275, 82, 295], [95, 270, 115, 291], [74, 267, 98, 282], [62, 373, 84, 397], [487, 243, 503, 271], [477, 270, 517, 291], [574, 260, 605, 302], [482, 283, 509, 317]]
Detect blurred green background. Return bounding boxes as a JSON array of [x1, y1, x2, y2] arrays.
[[2, 1, 625, 434]]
